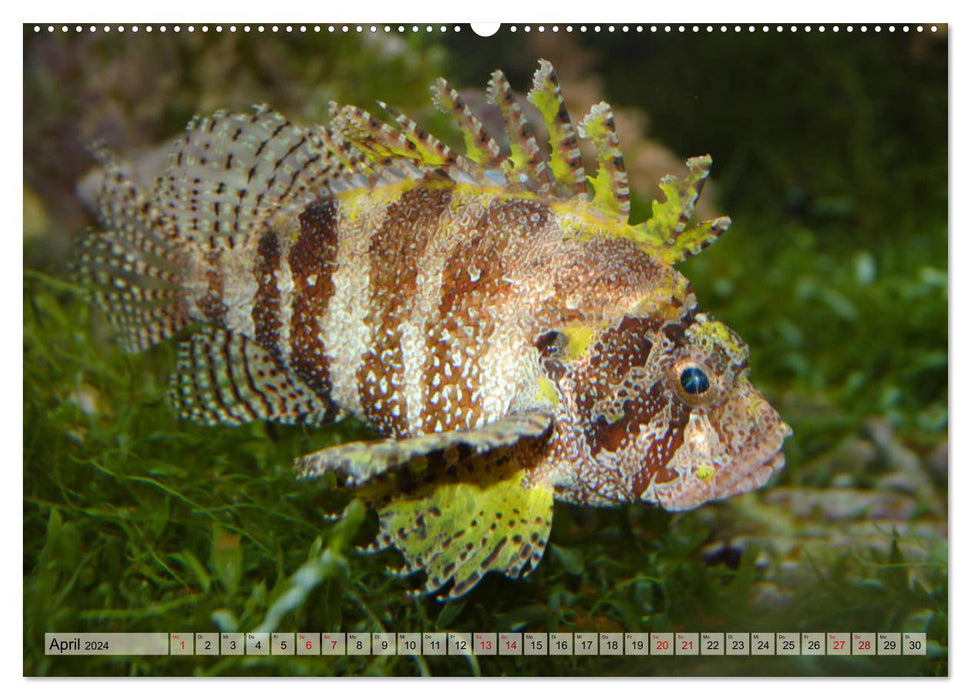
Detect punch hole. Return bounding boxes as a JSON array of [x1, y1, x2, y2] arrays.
[[471, 23, 500, 37]]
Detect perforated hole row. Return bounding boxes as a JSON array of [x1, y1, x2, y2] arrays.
[[31, 24, 942, 35]]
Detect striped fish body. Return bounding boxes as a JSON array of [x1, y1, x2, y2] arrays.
[[77, 61, 791, 599], [185, 179, 682, 438]]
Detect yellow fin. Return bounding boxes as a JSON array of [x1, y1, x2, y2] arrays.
[[527, 59, 586, 197], [578, 102, 630, 220], [635, 155, 713, 251], [655, 215, 732, 265], [373, 470, 554, 600]]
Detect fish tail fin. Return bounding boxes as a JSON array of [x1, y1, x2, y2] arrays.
[[73, 147, 191, 353]]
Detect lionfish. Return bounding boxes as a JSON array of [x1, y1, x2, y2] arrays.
[[76, 60, 792, 599]]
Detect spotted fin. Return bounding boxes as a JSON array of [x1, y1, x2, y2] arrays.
[[73, 150, 190, 353], [156, 105, 340, 245], [373, 469, 554, 600], [169, 327, 339, 426], [527, 59, 586, 197], [294, 410, 553, 484]]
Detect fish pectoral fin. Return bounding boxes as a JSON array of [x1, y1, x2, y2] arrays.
[[296, 410, 556, 598], [168, 327, 342, 426], [375, 470, 555, 600], [293, 409, 553, 486]]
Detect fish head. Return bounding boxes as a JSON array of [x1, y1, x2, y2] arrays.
[[542, 309, 792, 509]]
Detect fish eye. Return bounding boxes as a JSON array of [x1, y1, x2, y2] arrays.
[[679, 366, 710, 395]]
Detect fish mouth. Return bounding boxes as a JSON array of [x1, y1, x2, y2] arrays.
[[711, 439, 789, 504], [646, 400, 792, 512]]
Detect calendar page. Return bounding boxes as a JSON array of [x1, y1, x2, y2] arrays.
[[23, 13, 948, 679]]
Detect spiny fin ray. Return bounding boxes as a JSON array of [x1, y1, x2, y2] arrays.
[[578, 102, 630, 219], [656, 216, 732, 264], [430, 77, 504, 169], [487, 69, 550, 190], [527, 59, 586, 197], [634, 155, 715, 260]]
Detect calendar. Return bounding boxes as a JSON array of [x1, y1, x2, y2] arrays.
[[45, 632, 927, 657]]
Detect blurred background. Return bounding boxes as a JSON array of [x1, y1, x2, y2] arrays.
[[24, 24, 947, 676]]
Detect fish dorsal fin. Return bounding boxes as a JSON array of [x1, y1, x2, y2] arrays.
[[430, 77, 504, 170], [328, 103, 421, 174], [633, 155, 730, 263], [377, 100, 464, 170], [527, 59, 586, 198], [148, 62, 729, 265], [655, 215, 732, 264], [329, 101, 480, 186], [578, 102, 631, 221], [156, 105, 337, 247], [487, 69, 551, 191]]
